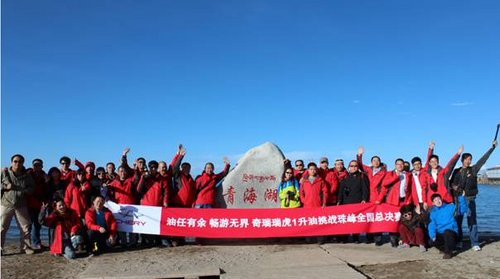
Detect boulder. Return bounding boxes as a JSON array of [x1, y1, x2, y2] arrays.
[[216, 142, 285, 208]]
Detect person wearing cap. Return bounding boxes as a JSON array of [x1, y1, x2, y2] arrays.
[[450, 139, 497, 252], [39, 198, 83, 259], [1, 154, 35, 255], [423, 142, 463, 205], [59, 156, 75, 187], [26, 158, 48, 250], [428, 193, 459, 259], [64, 169, 91, 219]]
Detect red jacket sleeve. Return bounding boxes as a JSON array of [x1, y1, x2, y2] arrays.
[[75, 159, 85, 171], [64, 186, 72, 208], [357, 154, 371, 174], [85, 209, 102, 232], [70, 212, 82, 235], [423, 147, 433, 171], [321, 180, 328, 206], [106, 210, 117, 237]]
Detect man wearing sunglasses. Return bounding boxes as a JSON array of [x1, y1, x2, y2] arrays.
[[1, 154, 35, 255]]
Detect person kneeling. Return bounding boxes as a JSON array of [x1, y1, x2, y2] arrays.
[[85, 195, 117, 256], [39, 198, 84, 259], [428, 194, 459, 259], [398, 204, 427, 252]]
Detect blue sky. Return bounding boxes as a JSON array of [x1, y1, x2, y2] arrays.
[[2, 0, 500, 174]]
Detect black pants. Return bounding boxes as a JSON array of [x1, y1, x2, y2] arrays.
[[434, 230, 457, 253], [88, 230, 110, 254]]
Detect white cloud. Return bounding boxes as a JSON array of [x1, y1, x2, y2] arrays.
[[451, 102, 474, 107]]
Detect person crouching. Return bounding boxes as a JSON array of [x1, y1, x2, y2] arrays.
[[39, 198, 83, 259], [428, 194, 459, 259], [398, 204, 427, 252], [85, 195, 117, 256]]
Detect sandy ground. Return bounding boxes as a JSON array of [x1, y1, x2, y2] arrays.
[[1, 236, 499, 279]]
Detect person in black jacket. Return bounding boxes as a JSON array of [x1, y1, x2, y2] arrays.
[[337, 160, 368, 243], [337, 160, 369, 205], [450, 140, 497, 251]]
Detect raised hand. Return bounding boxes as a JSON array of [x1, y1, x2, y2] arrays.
[[357, 146, 364, 155], [429, 141, 435, 150], [458, 145, 464, 154], [122, 147, 130, 156], [223, 157, 230, 165]]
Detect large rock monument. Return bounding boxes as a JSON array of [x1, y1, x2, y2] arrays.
[[216, 142, 285, 208]]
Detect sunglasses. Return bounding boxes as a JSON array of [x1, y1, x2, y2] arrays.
[[12, 160, 23, 163], [295, 164, 303, 167], [97, 172, 105, 175], [61, 162, 69, 165]]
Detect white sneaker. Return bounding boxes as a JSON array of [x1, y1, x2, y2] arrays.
[[32, 244, 42, 250], [472, 245, 481, 251]]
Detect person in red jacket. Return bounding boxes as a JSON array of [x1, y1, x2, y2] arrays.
[[194, 157, 231, 208], [85, 195, 117, 256], [26, 158, 48, 250], [357, 147, 387, 245], [109, 166, 140, 247], [64, 169, 91, 219], [105, 162, 117, 183], [137, 160, 167, 246], [300, 162, 328, 208], [39, 198, 83, 259], [59, 156, 75, 188], [410, 157, 432, 214], [300, 162, 328, 244], [333, 159, 348, 183], [318, 157, 339, 206], [171, 145, 196, 208], [425, 143, 463, 205], [377, 158, 412, 247]]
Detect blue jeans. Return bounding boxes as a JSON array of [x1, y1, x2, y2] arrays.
[[62, 235, 82, 259], [455, 197, 479, 247], [29, 209, 42, 246]]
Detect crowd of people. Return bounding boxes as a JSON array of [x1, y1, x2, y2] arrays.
[[1, 140, 497, 260], [277, 140, 496, 259]]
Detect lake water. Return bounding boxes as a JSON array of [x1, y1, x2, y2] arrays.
[[6, 185, 500, 241]]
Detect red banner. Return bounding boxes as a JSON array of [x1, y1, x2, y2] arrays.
[[160, 204, 401, 238]]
